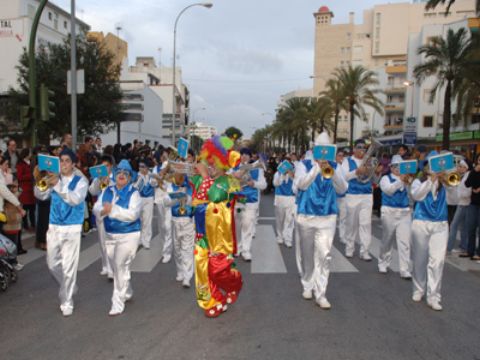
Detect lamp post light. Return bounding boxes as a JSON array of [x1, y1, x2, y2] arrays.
[[171, 2, 213, 146], [403, 80, 415, 117]]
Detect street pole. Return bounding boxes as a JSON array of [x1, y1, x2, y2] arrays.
[[28, 0, 49, 146], [171, 3, 213, 146], [71, 0, 77, 150]]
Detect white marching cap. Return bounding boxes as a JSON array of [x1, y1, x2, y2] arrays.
[[391, 155, 403, 165], [314, 131, 331, 146]]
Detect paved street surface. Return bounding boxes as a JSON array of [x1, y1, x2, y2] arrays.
[[1, 193, 479, 360]]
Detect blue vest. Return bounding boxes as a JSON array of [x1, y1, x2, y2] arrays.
[[103, 184, 141, 234], [414, 185, 448, 222], [346, 157, 372, 195], [138, 175, 154, 198], [382, 174, 409, 208], [238, 168, 260, 203], [275, 175, 294, 197], [50, 175, 85, 226], [296, 160, 338, 216], [171, 180, 194, 218]]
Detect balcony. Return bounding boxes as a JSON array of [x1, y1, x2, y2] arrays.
[[384, 86, 406, 95], [384, 103, 405, 113], [384, 123, 403, 130], [386, 65, 407, 74]]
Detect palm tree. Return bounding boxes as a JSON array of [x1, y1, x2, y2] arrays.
[[307, 97, 334, 141], [277, 97, 310, 152], [414, 27, 472, 150], [425, 0, 480, 16], [319, 78, 347, 142], [334, 65, 384, 147]]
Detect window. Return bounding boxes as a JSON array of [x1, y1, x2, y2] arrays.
[[48, 12, 52, 21], [375, 41, 380, 54], [375, 13, 381, 25], [472, 114, 480, 124], [353, 45, 363, 54], [375, 27, 380, 38], [423, 116, 434, 128], [64, 21, 68, 29]]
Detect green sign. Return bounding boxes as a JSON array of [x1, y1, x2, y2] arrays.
[[435, 131, 474, 142], [475, 131, 480, 139]]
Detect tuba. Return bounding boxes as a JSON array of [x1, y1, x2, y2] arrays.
[[357, 138, 382, 183]]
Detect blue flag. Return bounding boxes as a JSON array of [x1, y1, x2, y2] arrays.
[[399, 160, 418, 175], [89, 164, 108, 179], [277, 160, 294, 175], [313, 145, 336, 162], [37, 154, 60, 174], [177, 138, 189, 159], [428, 152, 455, 173]]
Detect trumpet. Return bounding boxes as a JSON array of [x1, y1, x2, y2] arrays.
[[36, 173, 57, 192], [320, 162, 334, 179], [441, 171, 461, 186], [99, 176, 109, 190]]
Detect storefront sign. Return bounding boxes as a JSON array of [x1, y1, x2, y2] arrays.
[[403, 132, 417, 146], [435, 131, 474, 142]]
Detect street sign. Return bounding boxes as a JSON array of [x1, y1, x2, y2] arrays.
[[403, 132, 417, 146], [404, 116, 417, 133], [67, 69, 85, 94]]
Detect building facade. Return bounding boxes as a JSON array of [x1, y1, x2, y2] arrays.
[[0, 0, 89, 94], [188, 122, 217, 141], [312, 0, 476, 142]]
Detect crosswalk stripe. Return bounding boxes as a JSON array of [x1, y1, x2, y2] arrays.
[[17, 248, 45, 266], [130, 233, 164, 273], [330, 245, 359, 273], [370, 235, 400, 272], [252, 225, 287, 274], [77, 243, 102, 271]]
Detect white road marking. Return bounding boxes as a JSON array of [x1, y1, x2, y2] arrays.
[[330, 245, 359, 273], [130, 233, 164, 273], [252, 225, 287, 273]]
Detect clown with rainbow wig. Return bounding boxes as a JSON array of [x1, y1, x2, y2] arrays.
[[191, 135, 243, 318]]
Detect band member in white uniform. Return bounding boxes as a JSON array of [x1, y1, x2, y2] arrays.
[[88, 155, 115, 279], [135, 160, 155, 249], [162, 172, 195, 288], [152, 150, 173, 263], [34, 149, 88, 317], [93, 160, 142, 316], [410, 151, 449, 311], [273, 159, 296, 248], [341, 139, 378, 260], [335, 150, 347, 244], [294, 132, 347, 309], [378, 155, 412, 278], [232, 148, 267, 261]]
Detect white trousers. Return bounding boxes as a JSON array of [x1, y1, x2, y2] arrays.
[[105, 232, 140, 313], [411, 220, 448, 303], [296, 214, 337, 300], [344, 194, 373, 257], [336, 197, 347, 244], [96, 218, 112, 277], [140, 197, 154, 248], [172, 217, 195, 282], [156, 203, 172, 258], [379, 207, 412, 276], [235, 203, 258, 257], [46, 225, 82, 312], [275, 203, 296, 246]]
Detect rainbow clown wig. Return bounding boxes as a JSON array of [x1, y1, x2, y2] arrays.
[[199, 135, 240, 170]]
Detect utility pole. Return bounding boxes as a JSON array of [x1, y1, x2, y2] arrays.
[[28, 0, 49, 146], [70, 0, 78, 150]]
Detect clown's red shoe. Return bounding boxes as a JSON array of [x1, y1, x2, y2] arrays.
[[204, 303, 227, 318], [226, 291, 239, 305]]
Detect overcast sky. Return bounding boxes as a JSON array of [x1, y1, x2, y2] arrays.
[[55, 0, 407, 137]]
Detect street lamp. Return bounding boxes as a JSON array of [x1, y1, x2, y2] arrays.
[[171, 2, 213, 146]]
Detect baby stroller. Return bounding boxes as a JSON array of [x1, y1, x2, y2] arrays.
[[0, 233, 18, 291]]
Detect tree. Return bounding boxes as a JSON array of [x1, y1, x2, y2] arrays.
[[307, 97, 334, 141], [334, 65, 384, 146], [318, 78, 347, 142], [277, 97, 310, 153], [414, 28, 472, 150], [425, 0, 480, 16], [6, 34, 122, 144]]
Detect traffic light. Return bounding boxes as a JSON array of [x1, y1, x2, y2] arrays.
[[39, 83, 55, 122], [20, 105, 33, 128]]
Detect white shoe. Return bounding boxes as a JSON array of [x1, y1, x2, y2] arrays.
[[125, 293, 133, 302], [345, 252, 353, 258], [412, 293, 423, 302], [360, 253, 372, 261], [62, 308, 73, 317], [277, 238, 283, 245], [242, 253, 252, 262], [302, 289, 313, 300], [427, 300, 443, 311], [378, 267, 387, 274], [285, 242, 292, 248], [13, 263, 24, 271], [162, 256, 171, 264], [176, 275, 184, 282], [400, 272, 412, 280], [316, 297, 331, 309], [143, 245, 150, 250], [182, 279, 191, 288], [100, 268, 108, 276], [109, 308, 124, 316]]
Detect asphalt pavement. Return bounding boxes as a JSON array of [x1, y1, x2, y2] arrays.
[[1, 193, 479, 360]]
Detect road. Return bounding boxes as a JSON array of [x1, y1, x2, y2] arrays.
[[1, 193, 479, 360]]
